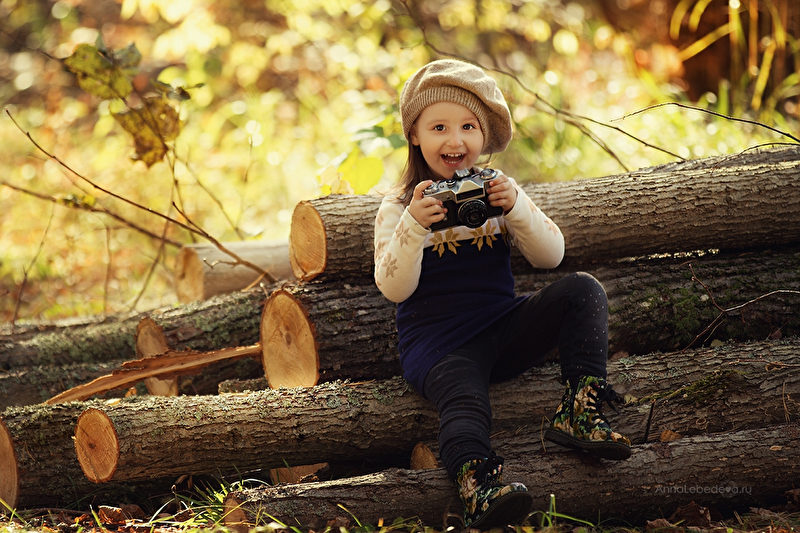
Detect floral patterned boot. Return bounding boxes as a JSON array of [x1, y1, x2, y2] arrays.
[[456, 452, 532, 529], [544, 375, 632, 460]]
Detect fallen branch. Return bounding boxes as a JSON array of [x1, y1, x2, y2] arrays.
[[45, 343, 262, 404]]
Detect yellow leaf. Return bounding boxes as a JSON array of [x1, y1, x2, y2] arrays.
[[339, 155, 383, 194], [112, 97, 182, 167], [64, 43, 134, 100]]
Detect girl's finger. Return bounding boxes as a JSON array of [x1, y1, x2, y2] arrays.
[[414, 180, 433, 199]]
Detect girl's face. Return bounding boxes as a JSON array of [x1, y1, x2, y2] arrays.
[[409, 101, 484, 181]]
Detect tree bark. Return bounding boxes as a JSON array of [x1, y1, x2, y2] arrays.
[[516, 246, 800, 355], [223, 422, 800, 530], [288, 146, 800, 282], [0, 361, 125, 410], [0, 357, 265, 410], [71, 338, 800, 484], [289, 195, 383, 282], [175, 240, 294, 303], [5, 246, 796, 408], [0, 287, 272, 371], [0, 401, 170, 510], [261, 248, 800, 386]]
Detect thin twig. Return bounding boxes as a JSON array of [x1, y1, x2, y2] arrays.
[[613, 102, 800, 144], [104, 226, 112, 315], [683, 264, 800, 350], [0, 180, 182, 247], [12, 204, 55, 330], [129, 189, 176, 312], [397, 0, 683, 169], [179, 151, 245, 239], [5, 108, 201, 238], [5, 108, 273, 282], [172, 202, 276, 283]]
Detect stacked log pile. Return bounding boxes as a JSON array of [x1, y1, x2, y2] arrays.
[[1, 146, 799, 524], [229, 146, 800, 527], [0, 285, 273, 410]]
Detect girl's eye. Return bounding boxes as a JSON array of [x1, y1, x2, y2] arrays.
[[433, 124, 445, 131], [463, 123, 476, 130]]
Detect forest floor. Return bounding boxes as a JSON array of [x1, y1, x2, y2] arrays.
[[1, 494, 799, 533]]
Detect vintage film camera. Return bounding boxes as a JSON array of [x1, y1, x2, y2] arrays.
[[423, 168, 503, 231]]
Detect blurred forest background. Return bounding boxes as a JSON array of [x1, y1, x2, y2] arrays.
[[1, 0, 798, 323]]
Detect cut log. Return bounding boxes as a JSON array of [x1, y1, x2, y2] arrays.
[[0, 361, 127, 410], [288, 146, 800, 281], [28, 244, 800, 401], [175, 240, 294, 303], [0, 287, 273, 370], [289, 196, 383, 281], [516, 246, 800, 355], [70, 338, 800, 484], [261, 248, 800, 386], [261, 282, 399, 388], [46, 343, 262, 404], [0, 401, 169, 510], [223, 422, 800, 529], [0, 357, 264, 410], [70, 379, 436, 483], [136, 317, 178, 397]]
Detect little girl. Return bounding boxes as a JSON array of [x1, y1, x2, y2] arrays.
[[373, 59, 631, 529]]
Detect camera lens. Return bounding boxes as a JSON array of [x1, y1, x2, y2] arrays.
[[458, 200, 489, 228]]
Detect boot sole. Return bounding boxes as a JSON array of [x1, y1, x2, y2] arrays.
[[464, 491, 533, 531], [544, 428, 632, 460]]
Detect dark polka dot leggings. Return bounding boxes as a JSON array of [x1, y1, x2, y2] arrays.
[[422, 271, 609, 480]]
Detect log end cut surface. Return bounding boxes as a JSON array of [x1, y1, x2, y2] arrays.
[[261, 289, 319, 388], [174, 247, 205, 303], [288, 201, 327, 281], [0, 419, 19, 509], [74, 408, 120, 483]]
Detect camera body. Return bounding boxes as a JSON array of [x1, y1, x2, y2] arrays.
[[423, 168, 503, 231]]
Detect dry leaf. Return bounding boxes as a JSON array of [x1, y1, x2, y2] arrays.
[[660, 429, 682, 442]]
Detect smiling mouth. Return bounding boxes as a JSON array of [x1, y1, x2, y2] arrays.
[[441, 153, 466, 166]]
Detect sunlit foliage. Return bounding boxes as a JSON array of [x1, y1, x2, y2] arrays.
[[0, 0, 797, 321]]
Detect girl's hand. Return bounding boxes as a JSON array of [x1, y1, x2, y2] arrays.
[[487, 171, 518, 214], [408, 180, 447, 229]]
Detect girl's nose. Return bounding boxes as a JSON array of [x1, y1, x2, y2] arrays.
[[445, 131, 464, 147]]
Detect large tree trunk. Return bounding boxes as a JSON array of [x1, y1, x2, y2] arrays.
[[225, 424, 800, 529], [0, 361, 124, 410], [223, 423, 800, 530], [175, 240, 294, 303], [288, 146, 800, 282], [5, 246, 797, 407], [517, 246, 800, 355], [70, 338, 799, 484], [0, 286, 274, 370], [0, 401, 171, 510], [260, 247, 800, 387]]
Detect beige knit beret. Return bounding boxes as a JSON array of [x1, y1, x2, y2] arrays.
[[399, 59, 513, 155]]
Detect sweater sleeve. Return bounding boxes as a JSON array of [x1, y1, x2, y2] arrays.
[[373, 196, 430, 303], [503, 178, 565, 269]]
